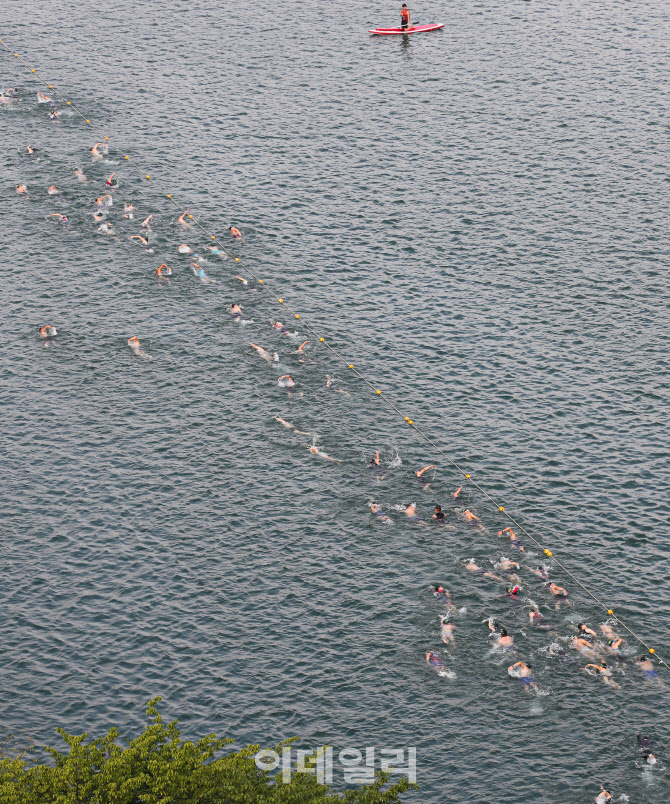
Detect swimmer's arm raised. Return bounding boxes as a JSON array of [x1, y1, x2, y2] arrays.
[[415, 465, 435, 477]]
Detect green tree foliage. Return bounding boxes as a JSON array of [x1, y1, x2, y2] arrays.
[[0, 698, 418, 804]]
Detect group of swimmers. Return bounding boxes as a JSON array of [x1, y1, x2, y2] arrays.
[[436, 491, 656, 675], [397, 467, 661, 798], [15, 108, 246, 347], [418, 489, 661, 800], [11, 86, 662, 801]]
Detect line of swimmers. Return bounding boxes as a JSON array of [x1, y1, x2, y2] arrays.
[[21, 139, 668, 695], [20, 99, 663, 787], [21, 102, 665, 678], [17, 134, 246, 251], [20, 98, 663, 804], [245, 319, 356, 401]]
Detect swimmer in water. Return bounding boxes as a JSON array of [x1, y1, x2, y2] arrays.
[[599, 623, 619, 641], [577, 623, 598, 643], [141, 214, 153, 230], [98, 222, 114, 234], [307, 445, 342, 463], [462, 509, 481, 524], [368, 451, 384, 479], [440, 616, 456, 646], [178, 244, 197, 257], [90, 142, 104, 159], [93, 211, 105, 223], [190, 263, 214, 282], [488, 617, 514, 648], [230, 303, 243, 319], [370, 503, 394, 524], [635, 656, 659, 680], [498, 526, 524, 552], [637, 733, 656, 765], [156, 264, 172, 281], [249, 343, 278, 363], [278, 374, 295, 388], [325, 375, 349, 394], [177, 208, 192, 227], [425, 651, 444, 672], [451, 486, 463, 500], [235, 275, 249, 286], [5, 88, 19, 98], [49, 110, 59, 120], [549, 642, 579, 666], [96, 194, 112, 206], [26, 145, 37, 157], [39, 325, 57, 338], [74, 167, 86, 182], [46, 213, 69, 225], [275, 417, 310, 437], [464, 559, 503, 582], [272, 320, 290, 335], [433, 584, 450, 602], [124, 203, 136, 219], [131, 235, 153, 252], [37, 92, 53, 104], [190, 262, 213, 282], [570, 636, 595, 655], [505, 585, 522, 600], [606, 637, 624, 655], [531, 565, 550, 582], [595, 786, 612, 804], [547, 581, 571, 608], [296, 341, 310, 361], [432, 504, 447, 522], [498, 558, 520, 574], [509, 661, 537, 693], [582, 660, 620, 689], [106, 172, 118, 187], [230, 225, 242, 239], [403, 503, 423, 523], [16, 184, 29, 196], [47, 185, 61, 196], [529, 608, 548, 628], [414, 464, 435, 489], [127, 336, 150, 359]]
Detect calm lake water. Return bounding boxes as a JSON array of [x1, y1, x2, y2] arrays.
[[1, 1, 669, 801]]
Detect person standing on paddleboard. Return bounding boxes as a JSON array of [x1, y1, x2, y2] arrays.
[[400, 4, 410, 30]]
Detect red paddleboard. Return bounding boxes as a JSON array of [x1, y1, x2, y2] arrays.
[[369, 23, 444, 35]]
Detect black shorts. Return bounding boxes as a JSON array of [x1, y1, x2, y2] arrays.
[[401, 19, 409, 29]]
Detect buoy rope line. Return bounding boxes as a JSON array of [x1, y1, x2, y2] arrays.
[[2, 38, 667, 672]]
